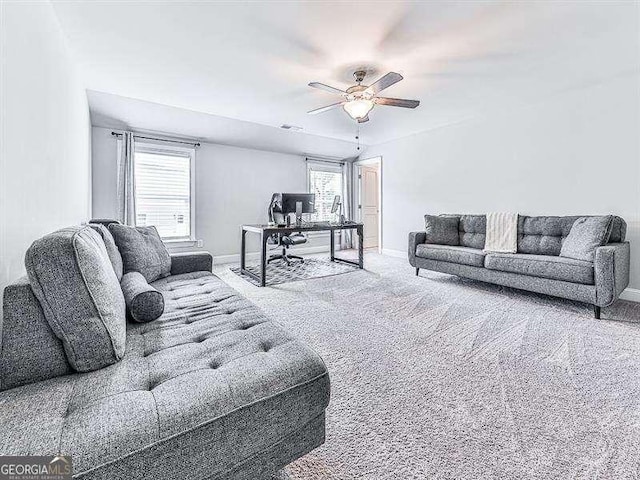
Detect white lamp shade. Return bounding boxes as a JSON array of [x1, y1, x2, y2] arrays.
[[343, 99, 374, 119]]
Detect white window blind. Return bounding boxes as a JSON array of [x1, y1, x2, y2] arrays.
[[308, 164, 343, 222], [134, 148, 193, 240]]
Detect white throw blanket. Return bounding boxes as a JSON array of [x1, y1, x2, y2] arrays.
[[483, 212, 518, 253]]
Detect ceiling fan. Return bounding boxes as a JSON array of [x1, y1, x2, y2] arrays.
[[307, 70, 420, 123]]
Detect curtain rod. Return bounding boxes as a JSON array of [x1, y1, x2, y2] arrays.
[[111, 131, 200, 147], [305, 156, 344, 166]]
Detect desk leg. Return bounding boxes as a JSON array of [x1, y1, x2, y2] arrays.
[[241, 229, 246, 270], [260, 232, 267, 287], [330, 229, 335, 261], [357, 225, 364, 269]]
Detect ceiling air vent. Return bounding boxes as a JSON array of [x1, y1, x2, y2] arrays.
[[280, 124, 303, 131]]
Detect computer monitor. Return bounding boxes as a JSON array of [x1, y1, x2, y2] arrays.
[[281, 193, 315, 214]]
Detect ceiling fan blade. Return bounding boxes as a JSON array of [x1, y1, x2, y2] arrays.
[[375, 97, 420, 108], [307, 102, 345, 115], [357, 116, 369, 123], [308, 82, 347, 96], [365, 72, 403, 95]]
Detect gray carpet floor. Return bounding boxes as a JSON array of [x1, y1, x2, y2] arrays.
[[215, 252, 640, 480]]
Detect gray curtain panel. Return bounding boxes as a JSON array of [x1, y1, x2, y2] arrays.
[[340, 162, 354, 249], [117, 132, 136, 225]]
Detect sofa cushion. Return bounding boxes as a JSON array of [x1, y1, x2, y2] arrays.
[[485, 253, 594, 285], [415, 244, 486, 267], [424, 215, 459, 245], [458, 215, 486, 249], [517, 216, 575, 256], [560, 216, 613, 262], [109, 224, 171, 282], [454, 215, 626, 255], [120, 272, 165, 323], [89, 223, 124, 280], [0, 272, 329, 479], [25, 226, 126, 372], [517, 215, 624, 256]]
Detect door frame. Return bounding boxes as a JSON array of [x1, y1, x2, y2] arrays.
[[353, 156, 382, 253]]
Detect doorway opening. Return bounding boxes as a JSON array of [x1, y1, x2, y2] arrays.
[[353, 156, 382, 252]]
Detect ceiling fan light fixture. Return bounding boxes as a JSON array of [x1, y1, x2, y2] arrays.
[[343, 98, 374, 120]]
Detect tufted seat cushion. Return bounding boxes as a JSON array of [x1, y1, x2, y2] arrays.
[[0, 272, 329, 479], [485, 253, 594, 285], [416, 244, 486, 267]]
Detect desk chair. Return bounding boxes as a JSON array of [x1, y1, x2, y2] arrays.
[[267, 194, 308, 265]]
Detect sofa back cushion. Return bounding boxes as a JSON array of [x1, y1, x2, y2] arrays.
[[109, 224, 171, 283], [89, 223, 124, 280], [455, 214, 626, 255], [517, 216, 575, 256], [25, 226, 126, 372], [459, 215, 486, 249], [518, 215, 625, 256], [1, 277, 72, 391]]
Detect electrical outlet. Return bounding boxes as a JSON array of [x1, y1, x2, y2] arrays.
[[196, 239, 204, 248]]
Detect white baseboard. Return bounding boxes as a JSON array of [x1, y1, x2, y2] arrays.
[[213, 245, 333, 265], [381, 248, 406, 259], [620, 288, 640, 303]]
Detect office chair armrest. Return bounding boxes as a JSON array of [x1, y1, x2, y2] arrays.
[[170, 252, 213, 275]]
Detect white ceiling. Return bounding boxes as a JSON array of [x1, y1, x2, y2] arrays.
[[88, 90, 360, 158], [52, 1, 639, 147]]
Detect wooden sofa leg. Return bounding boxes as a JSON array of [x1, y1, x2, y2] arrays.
[[415, 267, 420, 276], [594, 305, 601, 319]]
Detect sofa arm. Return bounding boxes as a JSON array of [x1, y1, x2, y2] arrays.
[[594, 242, 630, 307], [408, 231, 426, 265], [170, 252, 213, 275]]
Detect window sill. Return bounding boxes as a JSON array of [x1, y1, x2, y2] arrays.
[[163, 239, 198, 248]]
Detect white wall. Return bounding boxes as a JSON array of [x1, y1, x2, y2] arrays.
[[0, 2, 91, 297], [362, 73, 640, 291], [91, 127, 334, 260]]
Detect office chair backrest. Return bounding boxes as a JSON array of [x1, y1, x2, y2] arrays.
[[268, 193, 287, 225]]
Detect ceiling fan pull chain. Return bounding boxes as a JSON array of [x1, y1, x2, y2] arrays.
[[356, 124, 360, 151]]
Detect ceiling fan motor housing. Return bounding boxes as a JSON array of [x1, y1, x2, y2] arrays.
[[353, 70, 367, 83]]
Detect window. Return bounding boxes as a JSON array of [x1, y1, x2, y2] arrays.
[[307, 162, 343, 222], [133, 144, 195, 240]]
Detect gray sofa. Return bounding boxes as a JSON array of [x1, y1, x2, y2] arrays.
[[0, 225, 329, 479], [409, 215, 630, 318]]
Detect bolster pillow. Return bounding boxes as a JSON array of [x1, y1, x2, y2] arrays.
[[120, 272, 165, 323]]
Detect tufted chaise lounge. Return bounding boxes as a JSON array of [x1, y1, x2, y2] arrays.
[[409, 215, 630, 318], [0, 228, 330, 479]]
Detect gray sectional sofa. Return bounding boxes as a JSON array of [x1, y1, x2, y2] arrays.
[[409, 215, 630, 318], [0, 224, 330, 479]]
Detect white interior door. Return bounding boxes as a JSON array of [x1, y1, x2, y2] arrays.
[[359, 165, 379, 248]]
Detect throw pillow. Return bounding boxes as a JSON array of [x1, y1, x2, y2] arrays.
[[424, 215, 459, 245], [109, 224, 172, 282], [120, 272, 165, 323], [89, 223, 124, 280], [25, 226, 126, 372], [560, 216, 614, 262]]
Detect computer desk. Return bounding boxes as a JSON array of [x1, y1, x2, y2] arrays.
[[240, 222, 364, 286]]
